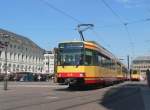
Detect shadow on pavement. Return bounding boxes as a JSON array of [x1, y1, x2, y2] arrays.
[[100, 83, 146, 110], [54, 85, 104, 92]]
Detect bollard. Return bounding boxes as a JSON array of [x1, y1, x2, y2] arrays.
[[146, 69, 150, 87]]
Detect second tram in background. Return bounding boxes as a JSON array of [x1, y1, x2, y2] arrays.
[[130, 70, 140, 81], [56, 41, 128, 87]]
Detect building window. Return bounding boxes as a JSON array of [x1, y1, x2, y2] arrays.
[[50, 56, 54, 59], [36, 57, 37, 63], [46, 62, 49, 65], [26, 55, 28, 61], [22, 55, 24, 61], [0, 51, 1, 58], [10, 52, 12, 60], [14, 53, 16, 60], [14, 45, 16, 48], [18, 54, 20, 60], [10, 44, 12, 48]]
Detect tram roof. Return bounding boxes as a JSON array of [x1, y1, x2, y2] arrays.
[[59, 40, 121, 62]]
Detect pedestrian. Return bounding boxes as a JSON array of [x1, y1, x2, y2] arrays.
[[146, 69, 150, 87]]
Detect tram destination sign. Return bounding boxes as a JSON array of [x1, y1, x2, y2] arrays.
[[59, 43, 83, 49]]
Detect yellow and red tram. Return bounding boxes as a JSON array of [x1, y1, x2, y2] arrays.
[[56, 41, 127, 87], [131, 70, 140, 81]]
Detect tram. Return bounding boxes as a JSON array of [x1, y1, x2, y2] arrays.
[[56, 41, 128, 87], [131, 70, 140, 81]]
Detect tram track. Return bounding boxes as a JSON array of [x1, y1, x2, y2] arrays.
[[3, 91, 102, 110], [2, 83, 128, 110], [56, 87, 140, 110]]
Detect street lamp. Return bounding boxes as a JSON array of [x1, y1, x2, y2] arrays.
[[0, 35, 9, 90], [4, 41, 8, 90]]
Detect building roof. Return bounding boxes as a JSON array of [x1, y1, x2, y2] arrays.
[[133, 56, 150, 61], [0, 28, 44, 52]]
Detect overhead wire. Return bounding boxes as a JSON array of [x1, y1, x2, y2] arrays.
[[123, 17, 150, 58], [100, 0, 126, 24], [126, 18, 150, 25], [124, 24, 135, 56], [39, 0, 103, 43], [39, 0, 150, 28], [39, 0, 149, 57], [91, 29, 112, 49], [98, 0, 135, 57], [39, 0, 149, 30], [95, 18, 150, 29], [39, 0, 82, 24]]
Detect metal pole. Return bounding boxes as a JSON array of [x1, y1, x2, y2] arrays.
[[53, 48, 57, 83], [127, 55, 130, 70], [48, 55, 50, 74], [146, 69, 150, 87], [127, 55, 131, 80], [4, 42, 8, 90]]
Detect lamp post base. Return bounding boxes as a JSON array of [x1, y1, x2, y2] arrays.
[[4, 76, 8, 90]]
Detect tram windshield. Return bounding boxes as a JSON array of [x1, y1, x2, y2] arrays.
[[58, 43, 84, 66]]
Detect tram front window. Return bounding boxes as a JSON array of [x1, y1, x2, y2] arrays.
[[58, 43, 84, 66]]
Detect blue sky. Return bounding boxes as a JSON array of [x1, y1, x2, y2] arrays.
[[0, 0, 150, 64]]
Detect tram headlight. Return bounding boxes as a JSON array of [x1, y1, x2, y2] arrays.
[[79, 73, 84, 77], [58, 73, 61, 77]]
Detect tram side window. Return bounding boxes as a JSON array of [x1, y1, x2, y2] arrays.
[[117, 63, 121, 71], [101, 56, 111, 69], [85, 50, 93, 65], [111, 61, 116, 70], [122, 67, 127, 73], [109, 60, 113, 69], [105, 59, 111, 69], [98, 55, 102, 66], [93, 51, 99, 65], [101, 57, 106, 67]]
